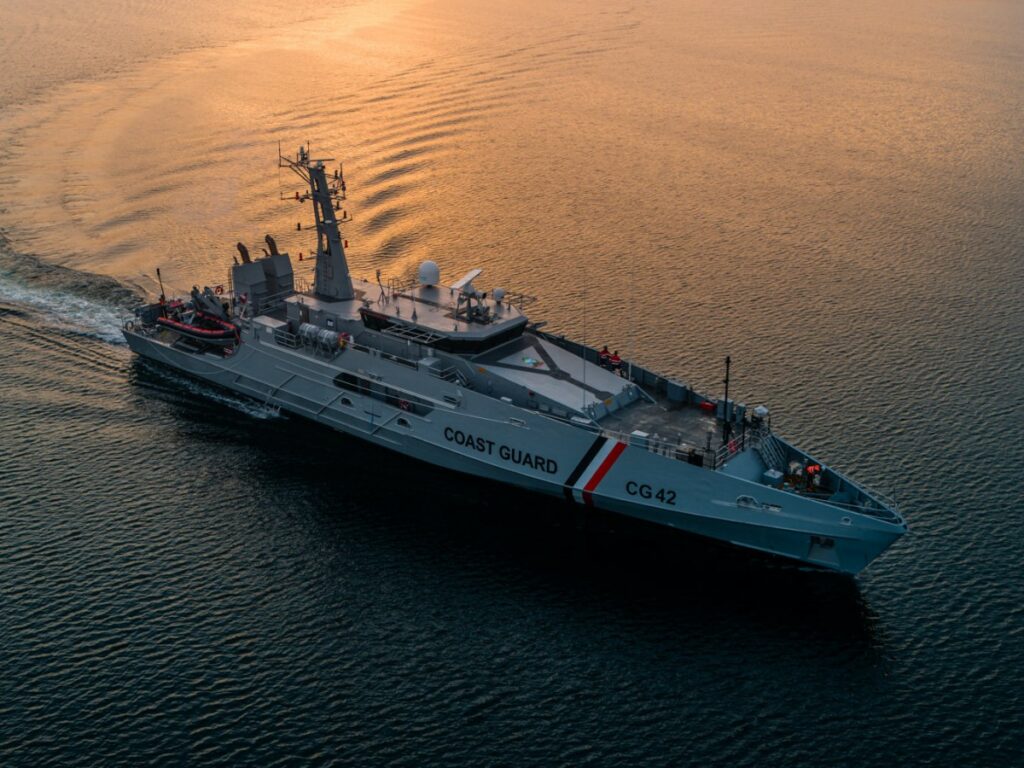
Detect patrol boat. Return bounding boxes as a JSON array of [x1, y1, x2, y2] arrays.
[[123, 146, 906, 574]]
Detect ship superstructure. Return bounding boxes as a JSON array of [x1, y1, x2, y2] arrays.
[[124, 146, 906, 574]]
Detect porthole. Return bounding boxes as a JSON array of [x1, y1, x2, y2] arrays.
[[397, 417, 411, 429], [341, 397, 353, 407]]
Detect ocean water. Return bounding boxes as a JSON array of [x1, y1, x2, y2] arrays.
[[1, 0, 1022, 764]]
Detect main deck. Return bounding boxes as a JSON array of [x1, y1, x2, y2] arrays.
[[599, 395, 720, 454]]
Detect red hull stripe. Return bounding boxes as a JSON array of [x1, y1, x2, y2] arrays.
[[582, 441, 626, 505], [563, 436, 608, 502]]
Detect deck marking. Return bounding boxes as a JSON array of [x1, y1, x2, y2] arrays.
[[563, 436, 607, 501]]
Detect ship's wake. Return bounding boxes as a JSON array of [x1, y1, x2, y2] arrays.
[[131, 357, 283, 422], [0, 234, 140, 344], [0, 236, 281, 421]]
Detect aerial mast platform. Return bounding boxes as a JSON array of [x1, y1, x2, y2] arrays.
[[280, 144, 354, 301]]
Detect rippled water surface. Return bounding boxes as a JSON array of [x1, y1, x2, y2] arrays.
[[1, 0, 1022, 764]]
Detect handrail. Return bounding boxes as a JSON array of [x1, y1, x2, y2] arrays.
[[539, 410, 715, 467], [368, 272, 536, 313], [273, 328, 301, 348], [426, 365, 464, 384], [230, 287, 901, 521], [500, 289, 538, 311], [236, 279, 311, 318], [552, 413, 900, 519], [714, 431, 747, 468]]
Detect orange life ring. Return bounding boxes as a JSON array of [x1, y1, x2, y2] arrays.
[[214, 285, 224, 296]]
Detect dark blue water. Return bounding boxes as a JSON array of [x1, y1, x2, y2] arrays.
[[2, 0, 1023, 764], [1, 274, 1021, 765]]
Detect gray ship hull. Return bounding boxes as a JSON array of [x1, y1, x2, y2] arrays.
[[124, 328, 904, 574], [122, 145, 904, 574]]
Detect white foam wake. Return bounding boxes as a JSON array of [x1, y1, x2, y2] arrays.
[[0, 266, 281, 422], [0, 275, 129, 345], [163, 368, 283, 421]]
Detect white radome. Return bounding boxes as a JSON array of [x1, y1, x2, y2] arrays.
[[418, 260, 440, 286]]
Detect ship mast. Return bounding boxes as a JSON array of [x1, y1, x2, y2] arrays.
[[280, 144, 355, 301]]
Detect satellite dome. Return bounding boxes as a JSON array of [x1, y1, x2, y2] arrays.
[[493, 288, 506, 302], [418, 260, 440, 286]]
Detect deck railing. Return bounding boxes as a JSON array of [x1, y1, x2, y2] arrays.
[[378, 273, 537, 313], [546, 411, 901, 520], [236, 282, 310, 329], [713, 429, 748, 469], [536, 411, 716, 468], [273, 328, 301, 348], [426, 365, 466, 385], [711, 425, 786, 471]]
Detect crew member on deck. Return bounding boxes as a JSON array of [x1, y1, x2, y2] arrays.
[[610, 350, 622, 374], [599, 345, 611, 368]]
